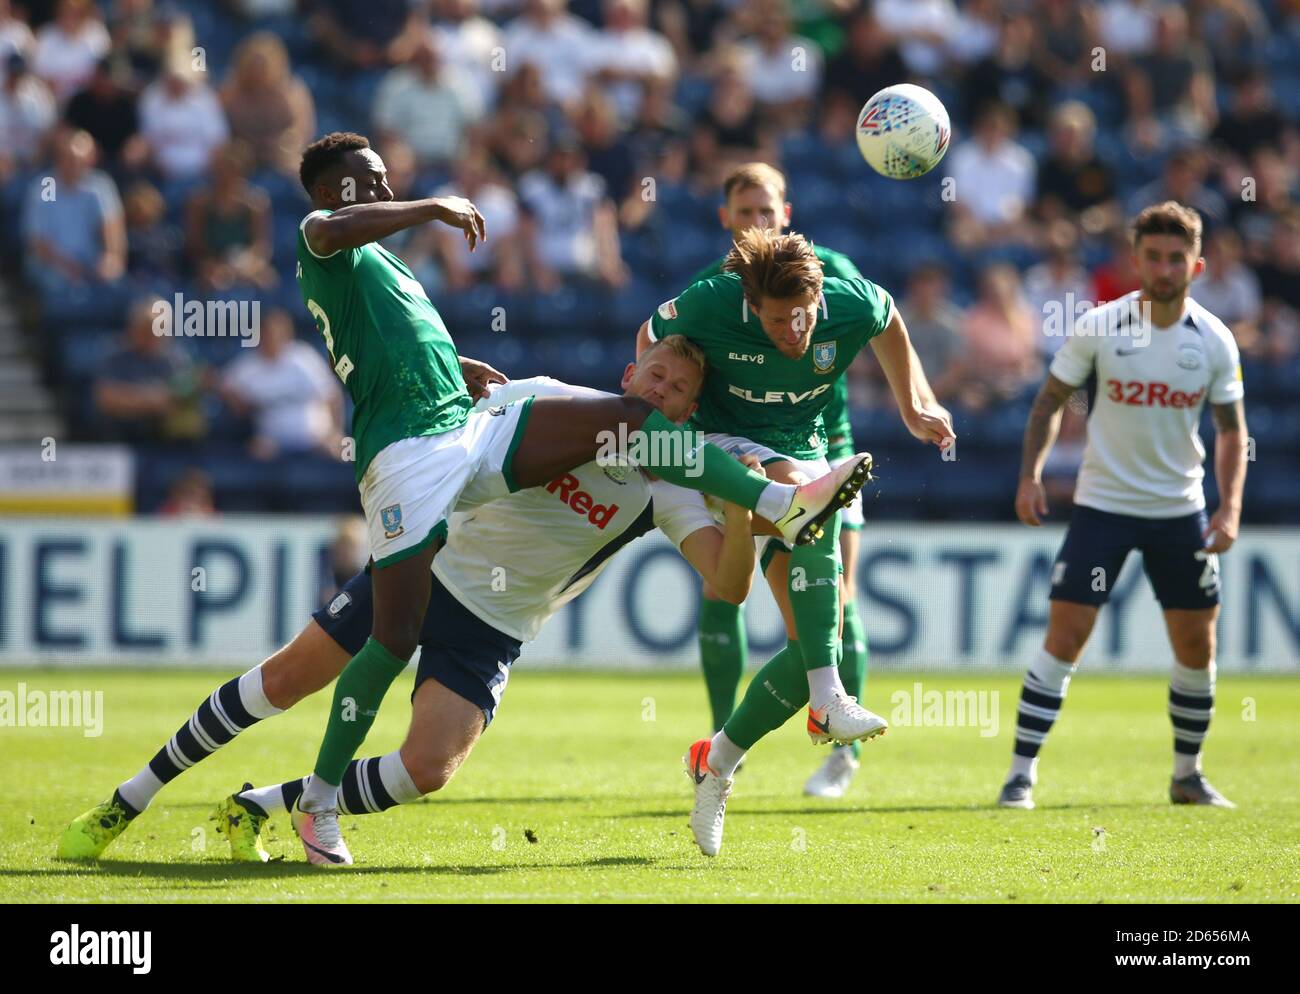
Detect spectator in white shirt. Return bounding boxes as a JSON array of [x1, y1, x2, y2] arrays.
[[435, 143, 525, 291], [373, 33, 476, 168], [0, 53, 56, 179], [0, 0, 34, 86], [220, 309, 343, 461], [872, 0, 957, 77], [589, 0, 676, 127], [947, 102, 1037, 249], [431, 0, 503, 118], [31, 0, 109, 102], [1192, 228, 1262, 350], [734, 0, 821, 126], [140, 55, 230, 180], [502, 0, 596, 108]]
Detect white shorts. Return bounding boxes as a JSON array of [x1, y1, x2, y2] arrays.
[[830, 452, 865, 530], [359, 399, 533, 568], [702, 432, 833, 565]]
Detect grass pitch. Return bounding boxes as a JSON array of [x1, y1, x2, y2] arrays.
[[2, 668, 1297, 903]]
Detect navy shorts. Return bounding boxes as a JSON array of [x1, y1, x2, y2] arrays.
[[1049, 505, 1220, 610], [313, 569, 523, 727]]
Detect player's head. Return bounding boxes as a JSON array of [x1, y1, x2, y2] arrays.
[[622, 334, 706, 423], [719, 162, 791, 240], [723, 228, 824, 359], [1130, 201, 1204, 305], [299, 132, 392, 208]]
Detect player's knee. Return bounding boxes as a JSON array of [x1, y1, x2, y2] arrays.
[[406, 755, 458, 795], [258, 660, 299, 710], [373, 624, 420, 663]]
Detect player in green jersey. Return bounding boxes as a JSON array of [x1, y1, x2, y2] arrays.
[[285, 132, 877, 864], [638, 226, 955, 855], [687, 163, 874, 799]]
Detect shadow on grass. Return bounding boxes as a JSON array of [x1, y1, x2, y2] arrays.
[[158, 794, 598, 812], [609, 801, 1163, 818], [4, 854, 656, 881]]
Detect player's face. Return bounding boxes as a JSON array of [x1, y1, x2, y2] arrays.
[[752, 293, 819, 359], [622, 352, 702, 423], [1133, 233, 1204, 304], [321, 148, 394, 207], [720, 184, 790, 239]]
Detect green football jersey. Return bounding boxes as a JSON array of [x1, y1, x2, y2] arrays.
[[690, 244, 862, 456], [296, 210, 471, 480], [650, 272, 894, 460]]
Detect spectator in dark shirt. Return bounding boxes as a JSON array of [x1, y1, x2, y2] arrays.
[[64, 57, 145, 174], [1210, 69, 1292, 165], [1031, 0, 1101, 86], [965, 12, 1053, 130], [821, 8, 905, 108], [1123, 3, 1216, 151], [1127, 147, 1226, 228], [94, 295, 207, 443], [184, 141, 276, 291], [123, 179, 182, 283], [1035, 100, 1120, 236], [575, 85, 636, 204], [311, 0, 423, 71]]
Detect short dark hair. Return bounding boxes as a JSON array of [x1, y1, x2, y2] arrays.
[[1131, 201, 1203, 253], [299, 131, 370, 194]]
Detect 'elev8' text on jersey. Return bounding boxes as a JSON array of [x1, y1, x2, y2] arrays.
[[648, 272, 894, 460], [1050, 292, 1244, 518], [690, 245, 865, 460], [296, 209, 471, 480]]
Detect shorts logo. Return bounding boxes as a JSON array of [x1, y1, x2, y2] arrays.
[[657, 299, 678, 321], [488, 404, 507, 416], [1051, 561, 1067, 586], [327, 591, 352, 617], [813, 341, 837, 374], [380, 503, 405, 539], [1177, 344, 1204, 370]]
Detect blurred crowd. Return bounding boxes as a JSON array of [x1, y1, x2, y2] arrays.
[[2, 0, 1298, 518]]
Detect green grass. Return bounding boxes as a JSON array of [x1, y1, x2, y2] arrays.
[[2, 668, 1297, 903]]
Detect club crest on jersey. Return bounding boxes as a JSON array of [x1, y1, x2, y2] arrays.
[[657, 298, 678, 321], [813, 341, 837, 373], [327, 591, 352, 617], [380, 504, 405, 539], [1177, 344, 1204, 370], [602, 462, 631, 484]]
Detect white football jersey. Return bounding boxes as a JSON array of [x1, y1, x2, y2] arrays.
[[1049, 292, 1244, 518], [432, 377, 718, 640]]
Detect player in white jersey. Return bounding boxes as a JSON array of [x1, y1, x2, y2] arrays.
[[1001, 202, 1248, 811], [57, 338, 781, 864]]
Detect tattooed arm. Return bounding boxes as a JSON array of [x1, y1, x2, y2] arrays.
[[1206, 400, 1247, 553], [1015, 374, 1077, 526]]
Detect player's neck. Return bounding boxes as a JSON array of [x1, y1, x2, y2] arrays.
[[1137, 293, 1188, 330]]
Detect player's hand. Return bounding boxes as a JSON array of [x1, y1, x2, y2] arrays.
[[1015, 477, 1049, 527], [1204, 507, 1239, 554], [433, 196, 487, 251], [905, 402, 956, 449], [459, 356, 507, 402]]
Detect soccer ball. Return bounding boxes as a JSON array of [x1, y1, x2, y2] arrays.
[[855, 84, 951, 179]]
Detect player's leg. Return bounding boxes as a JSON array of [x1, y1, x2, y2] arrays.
[[697, 583, 747, 732], [1000, 507, 1133, 808], [1144, 510, 1233, 806], [57, 616, 352, 860], [509, 394, 870, 544]]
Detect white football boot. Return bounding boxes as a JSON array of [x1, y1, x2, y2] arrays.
[[291, 798, 353, 866], [772, 454, 874, 546], [685, 739, 733, 857], [806, 692, 888, 745]]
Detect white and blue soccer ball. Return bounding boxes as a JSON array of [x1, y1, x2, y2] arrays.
[[855, 83, 951, 179]]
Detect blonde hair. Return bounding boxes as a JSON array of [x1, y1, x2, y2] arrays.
[[642, 334, 707, 377], [723, 162, 787, 202], [723, 228, 824, 305]]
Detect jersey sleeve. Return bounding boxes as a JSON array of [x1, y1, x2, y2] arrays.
[[1208, 327, 1245, 405], [818, 249, 863, 281], [472, 375, 614, 411], [298, 209, 358, 269], [1048, 313, 1099, 386], [648, 276, 732, 344], [650, 481, 720, 548], [839, 277, 895, 343]]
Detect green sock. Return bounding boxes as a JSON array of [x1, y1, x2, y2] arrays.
[[723, 640, 810, 749], [789, 513, 842, 673], [640, 409, 772, 510], [312, 637, 409, 785], [838, 600, 869, 759], [698, 598, 747, 730]]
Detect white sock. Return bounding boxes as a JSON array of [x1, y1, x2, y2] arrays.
[[707, 730, 746, 779], [299, 774, 339, 813], [237, 782, 288, 816], [1170, 660, 1215, 779], [1008, 649, 1077, 784], [116, 767, 164, 814], [238, 664, 284, 720], [808, 664, 846, 711], [755, 481, 798, 523], [377, 750, 423, 805]]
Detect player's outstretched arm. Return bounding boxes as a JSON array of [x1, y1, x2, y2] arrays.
[[1206, 399, 1248, 553], [1015, 374, 1075, 526], [305, 197, 486, 256], [869, 309, 955, 447]]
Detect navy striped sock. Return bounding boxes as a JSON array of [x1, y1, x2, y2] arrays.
[[1170, 662, 1215, 778], [1009, 649, 1076, 781]]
